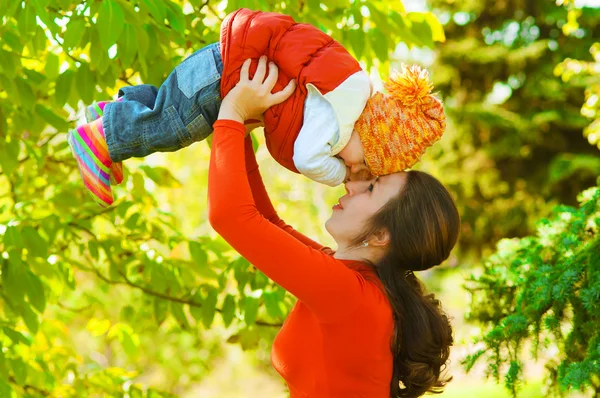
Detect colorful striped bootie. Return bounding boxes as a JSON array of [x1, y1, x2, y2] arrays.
[[67, 118, 115, 207], [85, 99, 124, 185]]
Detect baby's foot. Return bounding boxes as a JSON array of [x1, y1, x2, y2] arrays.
[[85, 97, 124, 123], [84, 98, 124, 185], [67, 118, 114, 207]]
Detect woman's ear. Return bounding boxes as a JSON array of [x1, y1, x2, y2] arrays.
[[370, 229, 390, 247]]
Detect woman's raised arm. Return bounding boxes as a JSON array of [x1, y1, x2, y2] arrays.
[[208, 120, 365, 321], [243, 135, 325, 251]]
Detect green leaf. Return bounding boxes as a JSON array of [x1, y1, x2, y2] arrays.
[[133, 24, 150, 57], [21, 303, 39, 335], [24, 270, 46, 313], [2, 327, 31, 346], [170, 302, 190, 329], [9, 358, 27, 385], [349, 29, 366, 60], [2, 250, 25, 305], [17, 4, 37, 35], [76, 63, 96, 105], [63, 18, 86, 49], [188, 242, 218, 280], [35, 104, 70, 131], [201, 288, 218, 328], [125, 213, 140, 230], [108, 324, 139, 357], [407, 13, 434, 48], [153, 298, 168, 326], [0, 49, 17, 79], [221, 294, 236, 327], [113, 324, 139, 357], [0, 379, 12, 398], [139, 165, 181, 187], [141, 0, 167, 22], [2, 31, 22, 52], [96, 0, 125, 51], [118, 24, 138, 68], [90, 27, 109, 74], [14, 77, 35, 110], [165, 1, 185, 34], [243, 296, 260, 325], [263, 291, 285, 318], [0, 138, 20, 177], [423, 12, 445, 42], [32, 27, 47, 53], [23, 68, 45, 86], [188, 241, 208, 265], [250, 271, 269, 290], [233, 258, 250, 292], [120, 305, 135, 321], [55, 69, 74, 107], [369, 28, 389, 63], [22, 226, 48, 259], [2, 0, 21, 20]]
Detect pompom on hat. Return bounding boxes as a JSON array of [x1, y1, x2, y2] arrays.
[[354, 64, 446, 176]]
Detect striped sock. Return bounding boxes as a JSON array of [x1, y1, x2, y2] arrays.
[[110, 162, 123, 185], [85, 98, 124, 185], [68, 118, 114, 207]]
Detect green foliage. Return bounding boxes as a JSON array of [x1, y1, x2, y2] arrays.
[[0, 0, 445, 395], [423, 0, 600, 261], [463, 181, 600, 396]]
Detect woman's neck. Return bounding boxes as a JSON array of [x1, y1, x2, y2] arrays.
[[333, 244, 380, 263]]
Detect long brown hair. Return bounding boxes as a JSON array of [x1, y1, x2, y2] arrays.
[[354, 170, 460, 397]]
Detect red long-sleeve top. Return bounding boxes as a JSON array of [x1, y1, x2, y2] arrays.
[[208, 120, 394, 397]]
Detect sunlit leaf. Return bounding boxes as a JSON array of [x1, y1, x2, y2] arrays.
[[96, 0, 126, 51]]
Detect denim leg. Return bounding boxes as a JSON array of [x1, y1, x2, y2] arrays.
[[118, 84, 159, 109], [103, 42, 223, 162]]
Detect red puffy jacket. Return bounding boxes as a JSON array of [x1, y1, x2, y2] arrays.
[[220, 8, 362, 173]]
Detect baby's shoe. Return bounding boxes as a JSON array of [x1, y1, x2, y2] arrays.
[[67, 118, 114, 207], [84, 98, 124, 185]]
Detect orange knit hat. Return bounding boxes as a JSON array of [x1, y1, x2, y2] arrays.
[[355, 64, 446, 176]]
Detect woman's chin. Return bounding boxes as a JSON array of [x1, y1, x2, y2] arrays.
[[324, 217, 335, 236]]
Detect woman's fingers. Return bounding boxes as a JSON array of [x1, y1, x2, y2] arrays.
[[240, 58, 252, 83], [264, 62, 279, 91], [270, 79, 297, 106], [254, 56, 268, 85]]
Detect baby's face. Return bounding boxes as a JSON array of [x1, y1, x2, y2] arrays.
[[337, 129, 372, 181]]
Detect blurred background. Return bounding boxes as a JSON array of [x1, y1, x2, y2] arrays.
[[0, 0, 599, 396]]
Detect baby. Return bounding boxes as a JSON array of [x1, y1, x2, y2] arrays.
[[68, 8, 445, 207]]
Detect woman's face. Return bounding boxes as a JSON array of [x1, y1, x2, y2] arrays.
[[326, 172, 408, 244]]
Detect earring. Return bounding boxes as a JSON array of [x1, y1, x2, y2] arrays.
[[362, 240, 369, 247]]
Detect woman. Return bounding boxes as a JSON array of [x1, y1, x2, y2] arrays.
[[208, 59, 460, 397]]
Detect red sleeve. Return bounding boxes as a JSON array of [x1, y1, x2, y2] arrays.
[[208, 120, 365, 320], [243, 135, 324, 250]]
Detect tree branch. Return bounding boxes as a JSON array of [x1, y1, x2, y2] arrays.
[[80, 261, 283, 328]]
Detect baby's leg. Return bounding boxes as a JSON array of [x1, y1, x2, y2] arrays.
[[102, 42, 223, 162]]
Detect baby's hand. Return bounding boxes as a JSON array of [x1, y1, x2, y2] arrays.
[[219, 56, 296, 123]]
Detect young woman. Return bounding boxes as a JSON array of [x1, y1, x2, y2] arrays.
[[208, 58, 460, 397]]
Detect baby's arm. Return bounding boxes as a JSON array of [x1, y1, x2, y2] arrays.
[[293, 87, 348, 187]]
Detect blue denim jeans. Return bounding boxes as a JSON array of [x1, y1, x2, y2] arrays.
[[103, 42, 223, 162]]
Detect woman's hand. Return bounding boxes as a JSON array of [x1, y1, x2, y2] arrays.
[[218, 56, 296, 124]]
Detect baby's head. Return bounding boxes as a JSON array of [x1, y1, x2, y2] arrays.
[[338, 64, 446, 180]]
